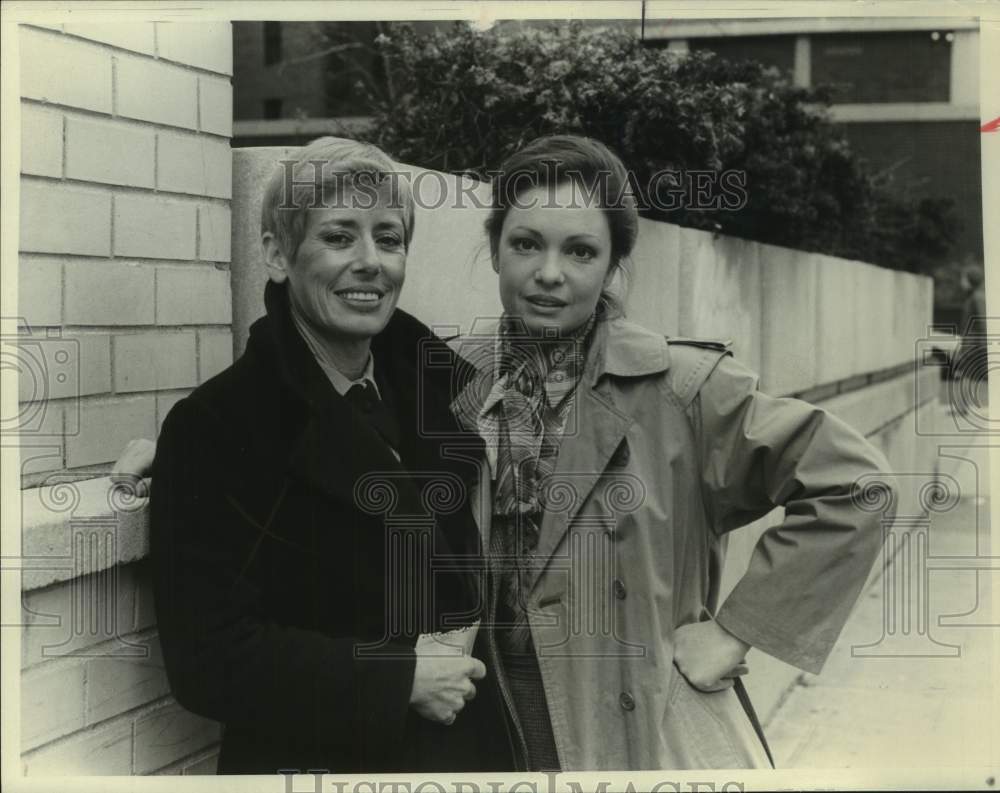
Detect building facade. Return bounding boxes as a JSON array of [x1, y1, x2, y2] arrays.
[[642, 17, 983, 268]]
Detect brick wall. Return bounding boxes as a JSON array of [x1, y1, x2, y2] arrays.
[[16, 21, 233, 775]]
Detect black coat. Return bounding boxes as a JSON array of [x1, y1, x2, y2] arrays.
[[151, 281, 515, 774]]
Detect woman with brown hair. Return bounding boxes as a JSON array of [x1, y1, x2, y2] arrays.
[[446, 134, 894, 770]]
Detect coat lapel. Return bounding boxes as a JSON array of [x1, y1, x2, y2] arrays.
[[530, 318, 669, 586], [284, 396, 419, 515], [529, 382, 633, 585], [258, 279, 426, 529], [447, 331, 498, 549]]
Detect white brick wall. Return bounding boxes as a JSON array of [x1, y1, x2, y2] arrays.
[[17, 19, 232, 774], [65, 117, 156, 188], [20, 105, 62, 177], [19, 563, 222, 775], [64, 261, 156, 326], [20, 27, 113, 112], [117, 56, 199, 129], [114, 332, 198, 393], [156, 266, 232, 324], [85, 637, 170, 724], [133, 703, 222, 774], [22, 717, 134, 775], [20, 183, 112, 256], [114, 194, 198, 260], [15, 333, 112, 403], [199, 76, 234, 137], [155, 22, 234, 76], [63, 22, 156, 55], [18, 257, 62, 326], [198, 203, 233, 263], [157, 132, 232, 198], [21, 661, 87, 749], [64, 397, 157, 468]]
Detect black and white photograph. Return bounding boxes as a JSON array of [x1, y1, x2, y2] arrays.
[[1, 2, 997, 791]]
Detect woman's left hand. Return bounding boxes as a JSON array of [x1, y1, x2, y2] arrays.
[[673, 619, 751, 692]]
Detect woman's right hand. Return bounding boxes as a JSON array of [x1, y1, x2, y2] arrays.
[[110, 438, 156, 497], [409, 653, 486, 725]]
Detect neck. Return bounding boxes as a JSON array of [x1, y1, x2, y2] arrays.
[[290, 298, 371, 381]]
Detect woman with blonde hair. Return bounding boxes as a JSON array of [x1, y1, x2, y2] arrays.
[[120, 137, 513, 774]]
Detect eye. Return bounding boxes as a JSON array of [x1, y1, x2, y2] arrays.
[[376, 232, 404, 250], [321, 231, 353, 248], [510, 236, 539, 254], [567, 243, 597, 261]]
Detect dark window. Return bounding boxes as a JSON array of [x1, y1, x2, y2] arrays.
[[811, 31, 952, 103], [263, 98, 283, 119], [264, 22, 282, 66], [686, 34, 796, 74]]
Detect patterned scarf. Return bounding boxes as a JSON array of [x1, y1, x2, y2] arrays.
[[481, 315, 595, 650], [491, 315, 593, 523]]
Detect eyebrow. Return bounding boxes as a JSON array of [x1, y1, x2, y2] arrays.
[[312, 218, 404, 232], [507, 226, 603, 243]]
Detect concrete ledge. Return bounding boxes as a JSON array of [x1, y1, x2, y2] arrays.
[[829, 103, 980, 123], [17, 367, 940, 593], [822, 366, 939, 437], [19, 477, 149, 591], [640, 17, 979, 39]]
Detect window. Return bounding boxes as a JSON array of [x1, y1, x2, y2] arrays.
[[263, 98, 283, 119], [686, 34, 796, 75], [264, 22, 282, 66], [811, 31, 952, 103]]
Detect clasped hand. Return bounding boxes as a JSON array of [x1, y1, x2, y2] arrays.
[[673, 619, 750, 692], [409, 652, 486, 725]]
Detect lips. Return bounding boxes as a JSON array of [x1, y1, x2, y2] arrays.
[[333, 287, 386, 304], [525, 294, 567, 307]]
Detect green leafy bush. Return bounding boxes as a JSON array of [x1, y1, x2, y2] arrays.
[[361, 21, 957, 273]]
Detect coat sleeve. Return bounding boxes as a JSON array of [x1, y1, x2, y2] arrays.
[[151, 396, 417, 768], [691, 354, 896, 674]]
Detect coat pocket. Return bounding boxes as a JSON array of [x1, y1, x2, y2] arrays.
[[663, 664, 746, 769]]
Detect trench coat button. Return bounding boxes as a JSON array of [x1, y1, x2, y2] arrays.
[[619, 691, 636, 711], [613, 578, 627, 600]]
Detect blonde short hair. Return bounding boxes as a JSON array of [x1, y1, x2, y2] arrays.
[[260, 136, 415, 259]]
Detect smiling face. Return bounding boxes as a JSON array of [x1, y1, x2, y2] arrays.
[[495, 181, 614, 336], [264, 185, 406, 344]]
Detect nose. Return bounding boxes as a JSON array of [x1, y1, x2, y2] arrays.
[[353, 235, 382, 272], [535, 252, 565, 286]]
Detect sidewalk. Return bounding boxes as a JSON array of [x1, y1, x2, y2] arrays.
[[763, 415, 998, 780]]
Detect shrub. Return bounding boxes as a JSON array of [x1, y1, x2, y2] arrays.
[[361, 21, 957, 274]]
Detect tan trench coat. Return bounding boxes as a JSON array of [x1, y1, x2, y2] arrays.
[[449, 317, 893, 770]]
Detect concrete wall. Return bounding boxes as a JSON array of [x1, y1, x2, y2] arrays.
[[15, 22, 233, 775], [230, 147, 934, 399]]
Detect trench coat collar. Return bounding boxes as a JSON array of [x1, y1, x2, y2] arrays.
[[586, 315, 672, 384], [450, 316, 673, 583], [451, 315, 672, 383], [532, 317, 671, 580]]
